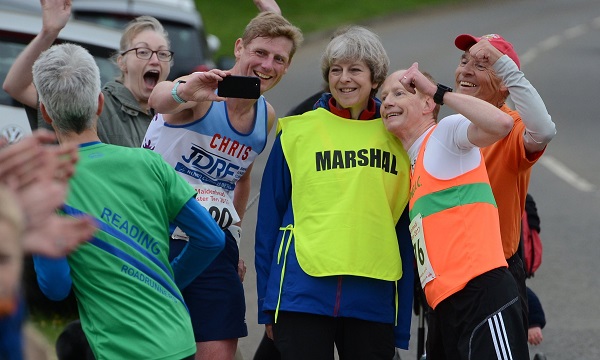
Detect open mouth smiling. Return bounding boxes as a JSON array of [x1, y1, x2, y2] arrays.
[[144, 70, 160, 88], [254, 71, 272, 80], [384, 111, 403, 119], [340, 88, 356, 93]]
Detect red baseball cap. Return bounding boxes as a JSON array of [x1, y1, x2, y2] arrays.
[[454, 33, 520, 69]]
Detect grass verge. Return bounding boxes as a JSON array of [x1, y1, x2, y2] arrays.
[[197, 0, 465, 59], [29, 313, 76, 345]]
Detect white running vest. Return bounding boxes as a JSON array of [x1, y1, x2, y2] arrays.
[[143, 97, 268, 237]]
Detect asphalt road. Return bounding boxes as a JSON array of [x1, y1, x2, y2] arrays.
[[236, 0, 600, 358]]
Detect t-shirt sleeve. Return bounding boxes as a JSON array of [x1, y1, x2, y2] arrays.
[[154, 154, 197, 220]]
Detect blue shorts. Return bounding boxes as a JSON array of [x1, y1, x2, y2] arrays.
[[169, 230, 247, 342]]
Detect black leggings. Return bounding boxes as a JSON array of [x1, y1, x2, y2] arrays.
[[273, 311, 394, 360], [507, 252, 529, 332], [253, 332, 280, 360]]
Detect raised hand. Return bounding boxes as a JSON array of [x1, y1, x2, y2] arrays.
[[253, 0, 281, 14], [41, 0, 73, 35], [399, 62, 437, 97], [0, 129, 57, 190], [468, 40, 503, 67], [180, 69, 231, 103], [22, 214, 97, 257]]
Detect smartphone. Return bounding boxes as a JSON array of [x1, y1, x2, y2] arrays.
[[217, 75, 261, 99]]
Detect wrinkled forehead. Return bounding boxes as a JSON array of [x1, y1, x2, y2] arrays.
[[246, 35, 293, 50], [247, 36, 294, 59], [382, 70, 407, 92]]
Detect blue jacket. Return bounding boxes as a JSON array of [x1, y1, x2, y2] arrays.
[[0, 296, 25, 360], [255, 95, 414, 349]]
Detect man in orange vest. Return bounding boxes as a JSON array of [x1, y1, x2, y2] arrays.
[[380, 62, 529, 359], [453, 34, 556, 334]]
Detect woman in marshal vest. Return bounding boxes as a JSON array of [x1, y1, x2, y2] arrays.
[[255, 26, 414, 360]]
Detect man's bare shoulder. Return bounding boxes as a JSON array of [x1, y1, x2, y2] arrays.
[[162, 101, 211, 125], [266, 101, 277, 132]]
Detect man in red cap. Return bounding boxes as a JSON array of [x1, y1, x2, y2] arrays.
[[417, 32, 555, 357]]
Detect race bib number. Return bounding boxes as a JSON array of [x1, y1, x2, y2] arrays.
[[410, 213, 436, 288], [172, 184, 240, 240]]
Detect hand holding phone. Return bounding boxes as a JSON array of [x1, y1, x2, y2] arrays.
[[217, 75, 261, 99]]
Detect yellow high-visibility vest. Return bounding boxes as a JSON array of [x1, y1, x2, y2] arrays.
[[278, 108, 410, 281]]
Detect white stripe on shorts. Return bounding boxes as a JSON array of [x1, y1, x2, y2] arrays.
[[487, 312, 513, 360]]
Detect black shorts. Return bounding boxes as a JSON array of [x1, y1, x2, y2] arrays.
[[426, 268, 529, 360], [169, 230, 248, 342]]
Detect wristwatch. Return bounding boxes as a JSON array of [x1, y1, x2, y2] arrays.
[[433, 83, 453, 105], [171, 80, 187, 104]]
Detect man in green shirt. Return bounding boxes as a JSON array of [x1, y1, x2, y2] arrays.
[[31, 43, 225, 360]]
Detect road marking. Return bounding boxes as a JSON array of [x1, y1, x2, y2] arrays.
[[564, 24, 587, 39], [519, 17, 599, 193], [539, 156, 597, 192]]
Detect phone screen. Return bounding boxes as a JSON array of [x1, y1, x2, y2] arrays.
[[217, 75, 261, 99]]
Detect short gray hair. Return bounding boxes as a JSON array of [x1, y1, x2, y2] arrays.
[[321, 26, 389, 97], [33, 43, 101, 134]]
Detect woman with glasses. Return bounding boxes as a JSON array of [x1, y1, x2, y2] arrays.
[[3, 0, 172, 148]]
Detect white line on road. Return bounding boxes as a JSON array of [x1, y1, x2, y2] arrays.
[[539, 156, 597, 192], [519, 18, 598, 193]]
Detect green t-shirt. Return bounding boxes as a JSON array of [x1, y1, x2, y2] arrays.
[[66, 142, 196, 360]]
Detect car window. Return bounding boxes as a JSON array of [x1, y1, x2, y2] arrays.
[[0, 32, 119, 108], [163, 20, 209, 78], [1, 29, 119, 142], [0, 38, 33, 143], [0, 38, 26, 107]]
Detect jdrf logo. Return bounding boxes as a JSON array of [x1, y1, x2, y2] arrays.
[[182, 143, 240, 179]]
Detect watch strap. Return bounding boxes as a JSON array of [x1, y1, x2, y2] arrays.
[[433, 84, 453, 105], [171, 80, 187, 104]]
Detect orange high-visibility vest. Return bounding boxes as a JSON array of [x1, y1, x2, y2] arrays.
[[409, 127, 507, 309]]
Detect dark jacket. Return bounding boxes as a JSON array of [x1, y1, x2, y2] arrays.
[[526, 287, 546, 328]]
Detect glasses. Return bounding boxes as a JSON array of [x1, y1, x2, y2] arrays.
[[121, 47, 174, 62]]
